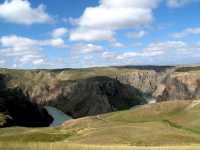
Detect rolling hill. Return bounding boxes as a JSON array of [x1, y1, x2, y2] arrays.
[[1, 101, 200, 148]]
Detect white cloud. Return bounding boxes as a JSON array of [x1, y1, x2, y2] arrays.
[[19, 54, 44, 63], [111, 42, 125, 48], [197, 41, 200, 47], [167, 0, 191, 8], [0, 0, 52, 25], [102, 51, 117, 59], [51, 27, 68, 38], [32, 58, 45, 65], [172, 27, 200, 38], [70, 0, 160, 42], [1, 35, 37, 47], [48, 38, 66, 48], [69, 0, 200, 42], [0, 59, 5, 65], [102, 41, 188, 61], [0, 35, 67, 49], [71, 43, 104, 54], [126, 30, 147, 39], [0, 35, 46, 65], [100, 40, 200, 66], [0, 35, 67, 66], [144, 41, 187, 52], [76, 0, 159, 30], [70, 28, 115, 41]]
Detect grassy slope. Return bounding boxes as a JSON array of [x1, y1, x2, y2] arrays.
[[1, 143, 200, 150], [62, 101, 200, 146], [1, 101, 200, 149], [0, 113, 6, 126]]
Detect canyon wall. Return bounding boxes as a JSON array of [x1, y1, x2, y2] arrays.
[[1, 66, 200, 120]]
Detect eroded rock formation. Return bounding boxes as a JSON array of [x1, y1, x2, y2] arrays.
[[1, 65, 200, 122]]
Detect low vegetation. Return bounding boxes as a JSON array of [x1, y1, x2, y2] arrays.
[[1, 101, 200, 149], [1, 142, 200, 150], [0, 113, 6, 126]]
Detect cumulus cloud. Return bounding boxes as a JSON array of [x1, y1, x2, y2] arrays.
[[0, 59, 5, 65], [70, 0, 160, 42], [166, 0, 192, 8], [70, 28, 115, 41], [51, 27, 68, 38], [0, 35, 67, 66], [102, 41, 188, 62], [196, 41, 200, 47], [47, 38, 66, 48], [69, 0, 200, 42], [0, 35, 46, 65], [0, 0, 52, 25], [76, 0, 159, 30], [144, 41, 187, 52], [71, 43, 104, 54], [76, 7, 151, 30], [172, 27, 200, 38], [111, 42, 125, 48], [1, 35, 37, 47], [126, 30, 148, 39]]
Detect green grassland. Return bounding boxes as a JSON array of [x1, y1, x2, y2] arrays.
[[1, 101, 200, 149]]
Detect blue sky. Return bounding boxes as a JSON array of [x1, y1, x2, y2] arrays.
[[0, 0, 200, 69]]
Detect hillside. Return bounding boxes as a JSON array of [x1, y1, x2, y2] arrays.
[[1, 101, 200, 148], [62, 100, 200, 146]]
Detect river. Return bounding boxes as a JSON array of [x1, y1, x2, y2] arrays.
[[45, 106, 72, 127]]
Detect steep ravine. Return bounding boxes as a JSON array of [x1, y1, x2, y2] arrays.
[[1, 66, 200, 127]]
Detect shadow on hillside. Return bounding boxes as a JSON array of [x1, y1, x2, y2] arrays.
[[175, 66, 200, 72], [0, 74, 53, 127], [0, 74, 6, 90], [46, 76, 147, 119], [29, 65, 176, 73], [114, 65, 175, 72]]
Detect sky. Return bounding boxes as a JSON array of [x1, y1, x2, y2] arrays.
[[0, 0, 200, 69]]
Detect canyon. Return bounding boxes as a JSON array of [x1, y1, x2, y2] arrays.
[[1, 65, 200, 127]]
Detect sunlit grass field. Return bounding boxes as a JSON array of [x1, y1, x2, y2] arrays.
[[1, 101, 200, 149], [1, 143, 200, 150]]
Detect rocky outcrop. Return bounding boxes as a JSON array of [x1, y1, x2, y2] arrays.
[[116, 71, 159, 96], [157, 71, 200, 101], [38, 77, 146, 118]]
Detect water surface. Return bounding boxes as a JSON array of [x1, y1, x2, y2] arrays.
[[45, 106, 72, 127]]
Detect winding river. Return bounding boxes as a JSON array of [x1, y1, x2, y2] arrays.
[[45, 106, 72, 127], [45, 96, 156, 127]]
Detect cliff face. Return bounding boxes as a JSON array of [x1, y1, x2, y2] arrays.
[[116, 71, 159, 96], [0, 88, 53, 127], [114, 67, 200, 102], [1, 66, 200, 120], [157, 71, 200, 101], [30, 76, 146, 118]]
